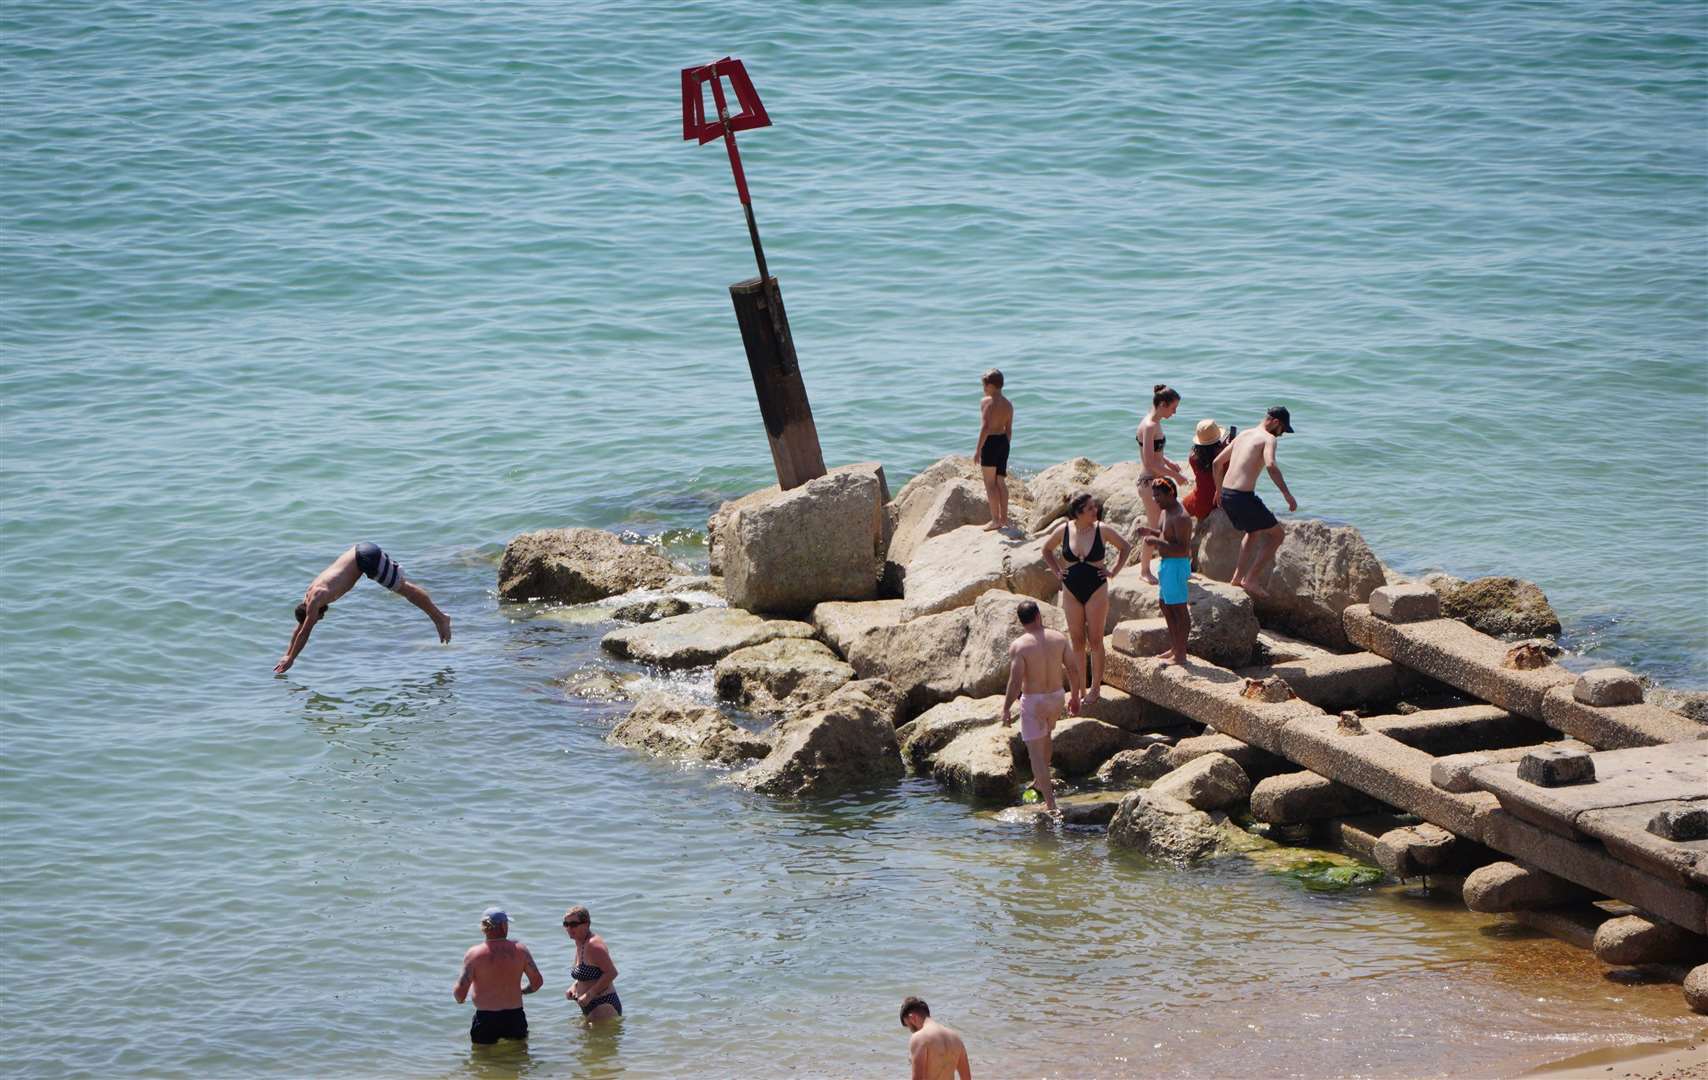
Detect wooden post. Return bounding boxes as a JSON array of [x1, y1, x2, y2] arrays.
[[729, 275, 826, 490]]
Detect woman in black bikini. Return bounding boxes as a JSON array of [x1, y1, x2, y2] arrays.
[[1135, 384, 1188, 584], [1041, 492, 1132, 704], [563, 906, 622, 1023]]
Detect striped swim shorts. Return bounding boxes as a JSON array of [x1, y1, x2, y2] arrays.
[[353, 542, 406, 593]]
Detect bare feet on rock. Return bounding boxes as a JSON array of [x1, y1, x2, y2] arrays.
[[982, 520, 1001, 531], [1240, 580, 1269, 600], [1140, 571, 1158, 585]]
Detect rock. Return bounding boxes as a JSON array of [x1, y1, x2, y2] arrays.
[[663, 574, 723, 597], [1112, 618, 1171, 658], [1369, 583, 1440, 623], [1420, 572, 1467, 599], [1086, 461, 1151, 535], [1503, 641, 1552, 670], [897, 696, 1003, 770], [1648, 806, 1708, 842], [887, 477, 991, 572], [559, 667, 641, 703], [1462, 860, 1595, 912], [713, 638, 854, 712], [1372, 823, 1460, 879], [729, 680, 905, 796], [1107, 571, 1260, 668], [1024, 457, 1103, 533], [810, 599, 910, 658], [1150, 752, 1251, 811], [1647, 687, 1708, 725], [723, 468, 885, 615], [901, 525, 1057, 618], [1686, 964, 1708, 1014], [1440, 576, 1563, 639], [1095, 745, 1176, 787], [845, 607, 973, 718], [1167, 733, 1293, 781], [1573, 668, 1644, 708], [601, 608, 815, 669], [1241, 676, 1297, 704], [1108, 790, 1232, 862], [709, 462, 891, 575], [498, 528, 675, 603], [1255, 628, 1338, 664], [931, 724, 1025, 800], [1517, 746, 1596, 787], [1250, 771, 1382, 824], [609, 692, 770, 765], [1592, 914, 1707, 967], [1048, 716, 1133, 775], [612, 596, 694, 622], [1198, 515, 1386, 649]]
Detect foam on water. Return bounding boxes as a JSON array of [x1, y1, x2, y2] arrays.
[[1, 1, 1704, 1075]]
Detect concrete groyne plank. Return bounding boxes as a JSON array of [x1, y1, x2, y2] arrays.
[[1539, 686, 1704, 749], [1243, 651, 1421, 712], [1576, 802, 1708, 889], [1280, 716, 1498, 839], [1343, 605, 1575, 721], [1468, 741, 1708, 839], [1102, 649, 1322, 756]]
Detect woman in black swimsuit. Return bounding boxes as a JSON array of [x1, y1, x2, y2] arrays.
[[1041, 492, 1132, 704], [1135, 384, 1188, 583], [563, 906, 622, 1023]]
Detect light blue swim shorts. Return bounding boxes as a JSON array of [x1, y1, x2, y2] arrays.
[[1158, 557, 1191, 606]]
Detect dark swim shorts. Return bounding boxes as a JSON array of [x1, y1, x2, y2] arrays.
[[470, 1007, 528, 1044], [980, 433, 1010, 477], [1220, 488, 1279, 533], [353, 542, 406, 593]]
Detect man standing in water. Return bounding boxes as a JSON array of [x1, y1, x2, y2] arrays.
[[454, 908, 543, 1045], [900, 997, 972, 1080], [1213, 406, 1298, 598], [1134, 477, 1194, 665], [274, 542, 451, 673], [973, 368, 1014, 532], [1000, 600, 1082, 814]]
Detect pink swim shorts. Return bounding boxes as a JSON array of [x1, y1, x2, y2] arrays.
[[1019, 690, 1065, 742]]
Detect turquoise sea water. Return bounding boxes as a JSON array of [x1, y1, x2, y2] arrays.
[[2, 2, 1704, 1076]]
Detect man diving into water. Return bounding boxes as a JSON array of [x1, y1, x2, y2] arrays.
[[274, 543, 451, 673]]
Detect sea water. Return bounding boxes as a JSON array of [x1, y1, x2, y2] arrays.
[[2, 2, 1704, 1076]]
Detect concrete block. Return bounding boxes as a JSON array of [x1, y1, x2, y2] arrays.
[[1370, 583, 1441, 623], [1480, 809, 1708, 933], [1241, 651, 1423, 712], [1281, 716, 1500, 839], [1111, 618, 1170, 658], [1592, 914, 1708, 967], [1513, 905, 1614, 951], [1651, 805, 1708, 842], [1344, 605, 1575, 721], [1251, 771, 1382, 825], [1540, 686, 1703, 750], [1463, 860, 1596, 912], [1316, 812, 1417, 863], [1686, 964, 1708, 1014], [1150, 752, 1251, 811], [1574, 668, 1645, 708], [1518, 747, 1596, 787], [1578, 800, 1708, 888], [1430, 741, 1594, 793], [1471, 741, 1708, 840], [1373, 823, 1483, 879]]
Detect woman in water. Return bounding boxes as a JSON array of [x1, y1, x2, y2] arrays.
[[1041, 492, 1132, 704], [1181, 418, 1234, 568], [1135, 384, 1188, 583], [563, 906, 622, 1023]]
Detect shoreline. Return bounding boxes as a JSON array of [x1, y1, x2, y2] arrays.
[[1531, 1036, 1708, 1080]]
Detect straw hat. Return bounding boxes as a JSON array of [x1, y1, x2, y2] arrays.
[[1194, 419, 1223, 445]]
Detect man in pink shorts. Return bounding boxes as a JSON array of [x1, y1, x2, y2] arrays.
[[1000, 600, 1083, 813]]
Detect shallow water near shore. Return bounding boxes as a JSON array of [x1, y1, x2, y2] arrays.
[[2, 1, 1705, 1077]]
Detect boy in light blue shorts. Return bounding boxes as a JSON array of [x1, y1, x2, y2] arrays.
[[1134, 477, 1193, 665]]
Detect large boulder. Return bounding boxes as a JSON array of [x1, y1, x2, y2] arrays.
[[1024, 457, 1103, 533], [723, 467, 886, 615], [810, 599, 911, 659], [845, 607, 973, 718], [902, 525, 1057, 618], [1198, 515, 1385, 648], [931, 723, 1026, 800], [729, 680, 905, 796], [708, 462, 891, 576], [601, 608, 815, 669], [1107, 570, 1260, 668], [1095, 745, 1176, 787], [1149, 752, 1251, 811], [1109, 790, 1239, 862], [897, 695, 1003, 770], [1440, 576, 1563, 639], [714, 638, 854, 712], [609, 692, 770, 765], [1048, 716, 1133, 775], [498, 528, 674, 603], [887, 478, 991, 574]]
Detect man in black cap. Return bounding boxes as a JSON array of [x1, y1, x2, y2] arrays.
[[1212, 406, 1298, 598], [453, 907, 543, 1044]]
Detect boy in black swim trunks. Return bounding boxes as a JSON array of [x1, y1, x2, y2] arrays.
[[973, 368, 1014, 531], [274, 542, 452, 673]]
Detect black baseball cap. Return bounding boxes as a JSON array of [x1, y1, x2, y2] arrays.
[[1267, 406, 1295, 433]]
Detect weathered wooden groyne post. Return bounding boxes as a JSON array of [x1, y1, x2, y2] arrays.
[[682, 57, 826, 490]]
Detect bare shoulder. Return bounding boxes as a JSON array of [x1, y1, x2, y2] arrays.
[[463, 942, 486, 962]]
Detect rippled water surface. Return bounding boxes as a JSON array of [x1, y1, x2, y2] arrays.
[[2, 1, 1705, 1076]]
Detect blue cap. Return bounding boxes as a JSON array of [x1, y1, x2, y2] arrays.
[[481, 907, 508, 926]]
